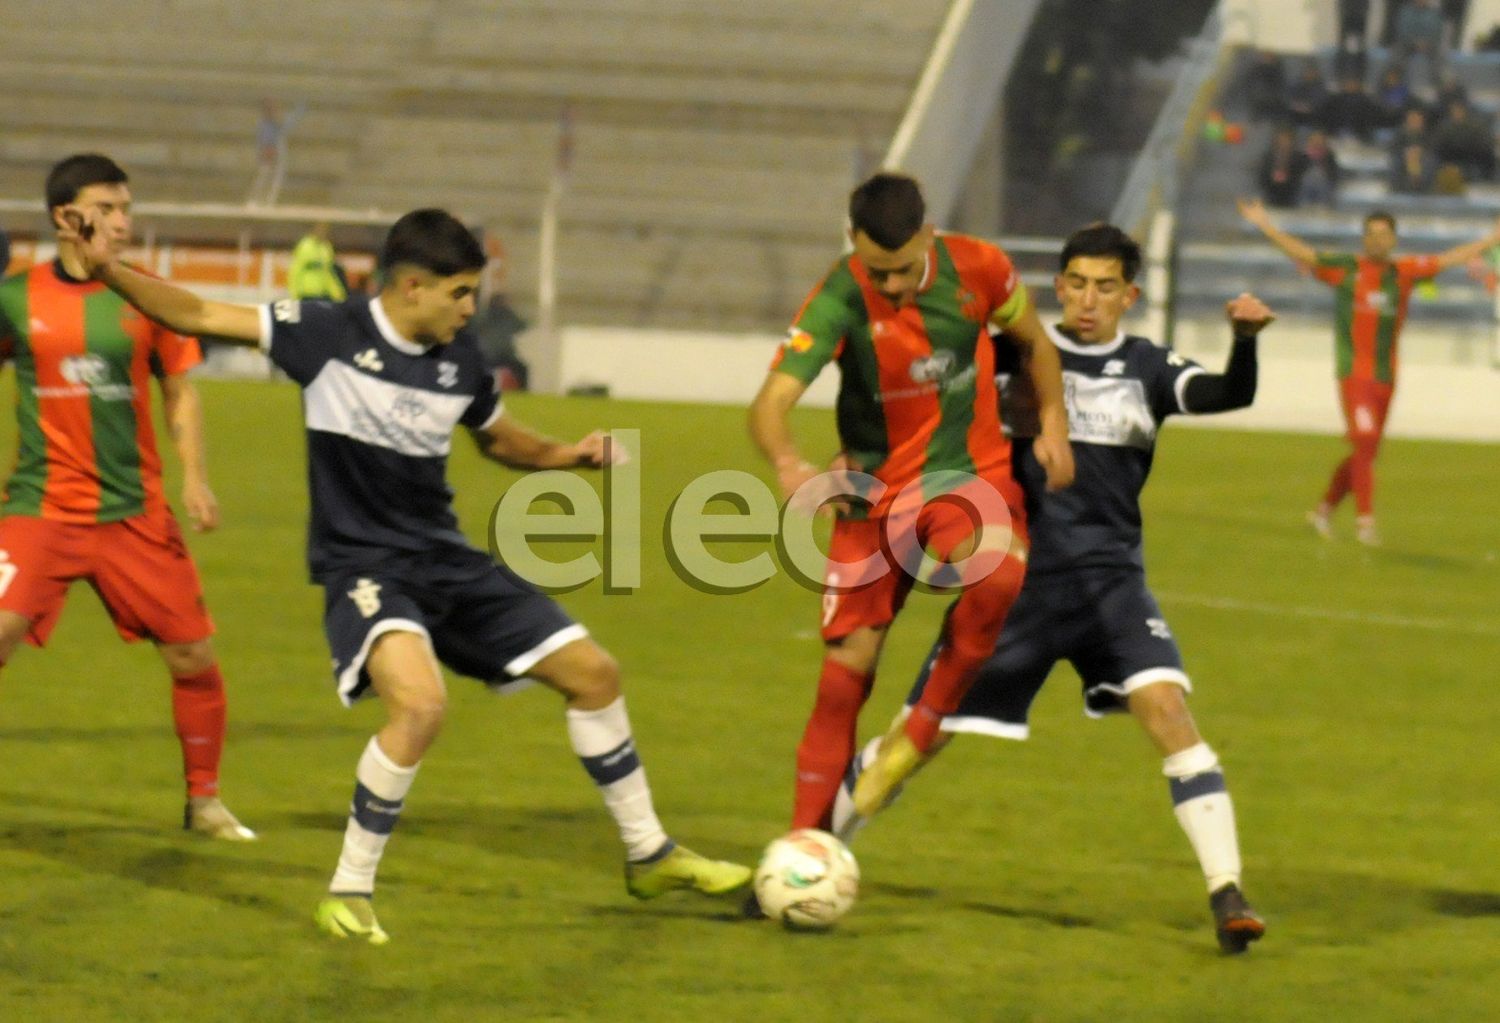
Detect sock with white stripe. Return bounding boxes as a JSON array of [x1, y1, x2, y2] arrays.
[[1162, 742, 1243, 893], [567, 697, 670, 862], [329, 736, 419, 895]]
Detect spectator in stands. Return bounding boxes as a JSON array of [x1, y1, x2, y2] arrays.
[[1244, 50, 1289, 121], [288, 221, 347, 301], [1300, 130, 1343, 206], [1286, 62, 1330, 128], [1429, 98, 1497, 181], [1394, 0, 1448, 92], [1337, 0, 1372, 74], [1257, 127, 1310, 208], [1375, 65, 1416, 118], [0, 225, 10, 277], [249, 98, 304, 207], [1389, 108, 1439, 192], [1441, 0, 1471, 50], [1430, 71, 1470, 120], [1318, 72, 1397, 141]]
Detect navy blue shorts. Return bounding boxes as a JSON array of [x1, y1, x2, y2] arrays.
[[321, 546, 582, 705], [907, 567, 1188, 738]]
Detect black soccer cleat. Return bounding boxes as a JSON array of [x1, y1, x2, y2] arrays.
[[1210, 883, 1266, 954]]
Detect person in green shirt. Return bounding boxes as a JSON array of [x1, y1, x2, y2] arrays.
[[288, 221, 347, 301]]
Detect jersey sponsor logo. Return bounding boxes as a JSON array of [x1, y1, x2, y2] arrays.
[[1057, 371, 1158, 450], [353, 348, 384, 373], [909, 350, 955, 383], [1360, 291, 1392, 314], [59, 353, 110, 385], [436, 361, 459, 388], [783, 327, 815, 353], [272, 299, 302, 323], [304, 359, 473, 458], [347, 578, 382, 618], [1102, 359, 1126, 376], [390, 392, 428, 421]]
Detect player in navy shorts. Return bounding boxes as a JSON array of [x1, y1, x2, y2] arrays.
[[833, 223, 1275, 954], [65, 206, 751, 944]]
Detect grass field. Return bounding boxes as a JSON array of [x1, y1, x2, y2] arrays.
[[0, 378, 1496, 1022]]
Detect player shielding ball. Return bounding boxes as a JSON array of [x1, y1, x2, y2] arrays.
[[62, 205, 750, 944], [748, 172, 1073, 862], [0, 154, 253, 841], [834, 224, 1274, 953]]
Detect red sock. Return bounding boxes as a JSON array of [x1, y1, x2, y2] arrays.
[[791, 660, 871, 830], [1323, 456, 1352, 509], [906, 555, 1026, 753], [172, 665, 227, 798]]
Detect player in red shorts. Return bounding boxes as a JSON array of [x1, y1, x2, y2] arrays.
[[1238, 198, 1500, 545], [0, 154, 253, 840], [749, 172, 1073, 841]]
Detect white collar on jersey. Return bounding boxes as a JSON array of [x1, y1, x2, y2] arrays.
[[370, 296, 433, 356], [1045, 321, 1127, 356]]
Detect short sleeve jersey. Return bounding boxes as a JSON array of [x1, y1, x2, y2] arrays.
[[770, 233, 1026, 509], [0, 261, 201, 523], [258, 296, 502, 580], [1311, 253, 1440, 383], [996, 324, 1204, 575]]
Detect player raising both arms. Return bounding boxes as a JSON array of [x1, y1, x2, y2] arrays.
[[833, 224, 1274, 953], [62, 205, 750, 944], [748, 172, 1073, 857], [1237, 197, 1500, 545], [0, 154, 253, 841]]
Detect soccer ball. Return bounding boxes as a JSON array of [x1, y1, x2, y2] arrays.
[[753, 828, 859, 930]]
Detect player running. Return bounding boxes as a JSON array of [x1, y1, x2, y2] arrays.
[[0, 154, 253, 841], [833, 223, 1274, 953], [63, 205, 750, 944], [1237, 197, 1500, 545], [748, 171, 1073, 845]]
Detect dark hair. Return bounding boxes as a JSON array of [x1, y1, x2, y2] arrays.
[[848, 172, 925, 250], [1059, 222, 1142, 283], [379, 208, 486, 276], [45, 153, 128, 210], [1364, 210, 1397, 232]]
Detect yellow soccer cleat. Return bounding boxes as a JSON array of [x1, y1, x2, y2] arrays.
[[625, 844, 753, 900], [851, 731, 925, 819], [315, 894, 390, 945]]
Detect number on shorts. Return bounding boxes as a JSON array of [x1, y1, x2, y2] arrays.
[[0, 550, 16, 598]]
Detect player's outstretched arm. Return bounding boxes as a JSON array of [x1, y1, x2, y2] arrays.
[[473, 412, 628, 470], [1182, 292, 1275, 415], [59, 207, 262, 345], [748, 370, 819, 501], [998, 303, 1074, 491], [1432, 215, 1500, 272], [1236, 197, 1318, 267]]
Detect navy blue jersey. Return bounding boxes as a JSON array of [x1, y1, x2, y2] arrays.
[[998, 324, 1204, 575], [256, 296, 502, 580]]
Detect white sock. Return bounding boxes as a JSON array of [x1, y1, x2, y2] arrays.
[[1162, 742, 1243, 893], [566, 697, 669, 862], [329, 736, 419, 895]]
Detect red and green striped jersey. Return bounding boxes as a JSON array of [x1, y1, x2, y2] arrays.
[[771, 233, 1027, 506], [1312, 252, 1439, 384], [0, 261, 200, 523]]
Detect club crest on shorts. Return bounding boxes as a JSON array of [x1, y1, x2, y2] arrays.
[[347, 578, 383, 618]]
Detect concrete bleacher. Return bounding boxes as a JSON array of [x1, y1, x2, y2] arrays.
[[0, 0, 952, 332]]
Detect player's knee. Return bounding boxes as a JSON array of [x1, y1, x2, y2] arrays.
[[159, 638, 215, 676], [560, 645, 621, 705], [1128, 681, 1194, 731], [391, 689, 448, 739], [826, 628, 882, 675]]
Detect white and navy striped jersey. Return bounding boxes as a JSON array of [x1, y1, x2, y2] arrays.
[[257, 296, 501, 580], [998, 323, 1205, 576]]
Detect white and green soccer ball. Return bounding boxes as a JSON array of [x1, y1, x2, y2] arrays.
[[754, 828, 860, 930]]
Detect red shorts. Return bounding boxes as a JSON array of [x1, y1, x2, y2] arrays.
[[0, 512, 214, 647], [1339, 377, 1394, 442], [818, 472, 1028, 641]]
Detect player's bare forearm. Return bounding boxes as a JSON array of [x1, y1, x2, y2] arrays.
[[1435, 217, 1500, 271], [1236, 197, 1317, 267], [1008, 312, 1074, 490], [749, 372, 819, 499], [476, 414, 621, 470]]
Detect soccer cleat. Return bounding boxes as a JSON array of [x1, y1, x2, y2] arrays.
[[850, 731, 924, 819], [1210, 883, 1266, 954], [624, 844, 753, 900], [184, 796, 257, 841], [1355, 515, 1380, 547], [315, 894, 390, 945], [1306, 508, 1332, 540], [740, 889, 767, 920]]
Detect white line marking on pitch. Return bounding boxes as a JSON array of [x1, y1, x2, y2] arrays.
[[1158, 592, 1499, 638]]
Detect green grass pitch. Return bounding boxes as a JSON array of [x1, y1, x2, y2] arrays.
[[0, 377, 1496, 1021]]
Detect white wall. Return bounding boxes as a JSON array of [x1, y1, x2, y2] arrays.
[[550, 321, 1500, 442], [1223, 0, 1500, 52]]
